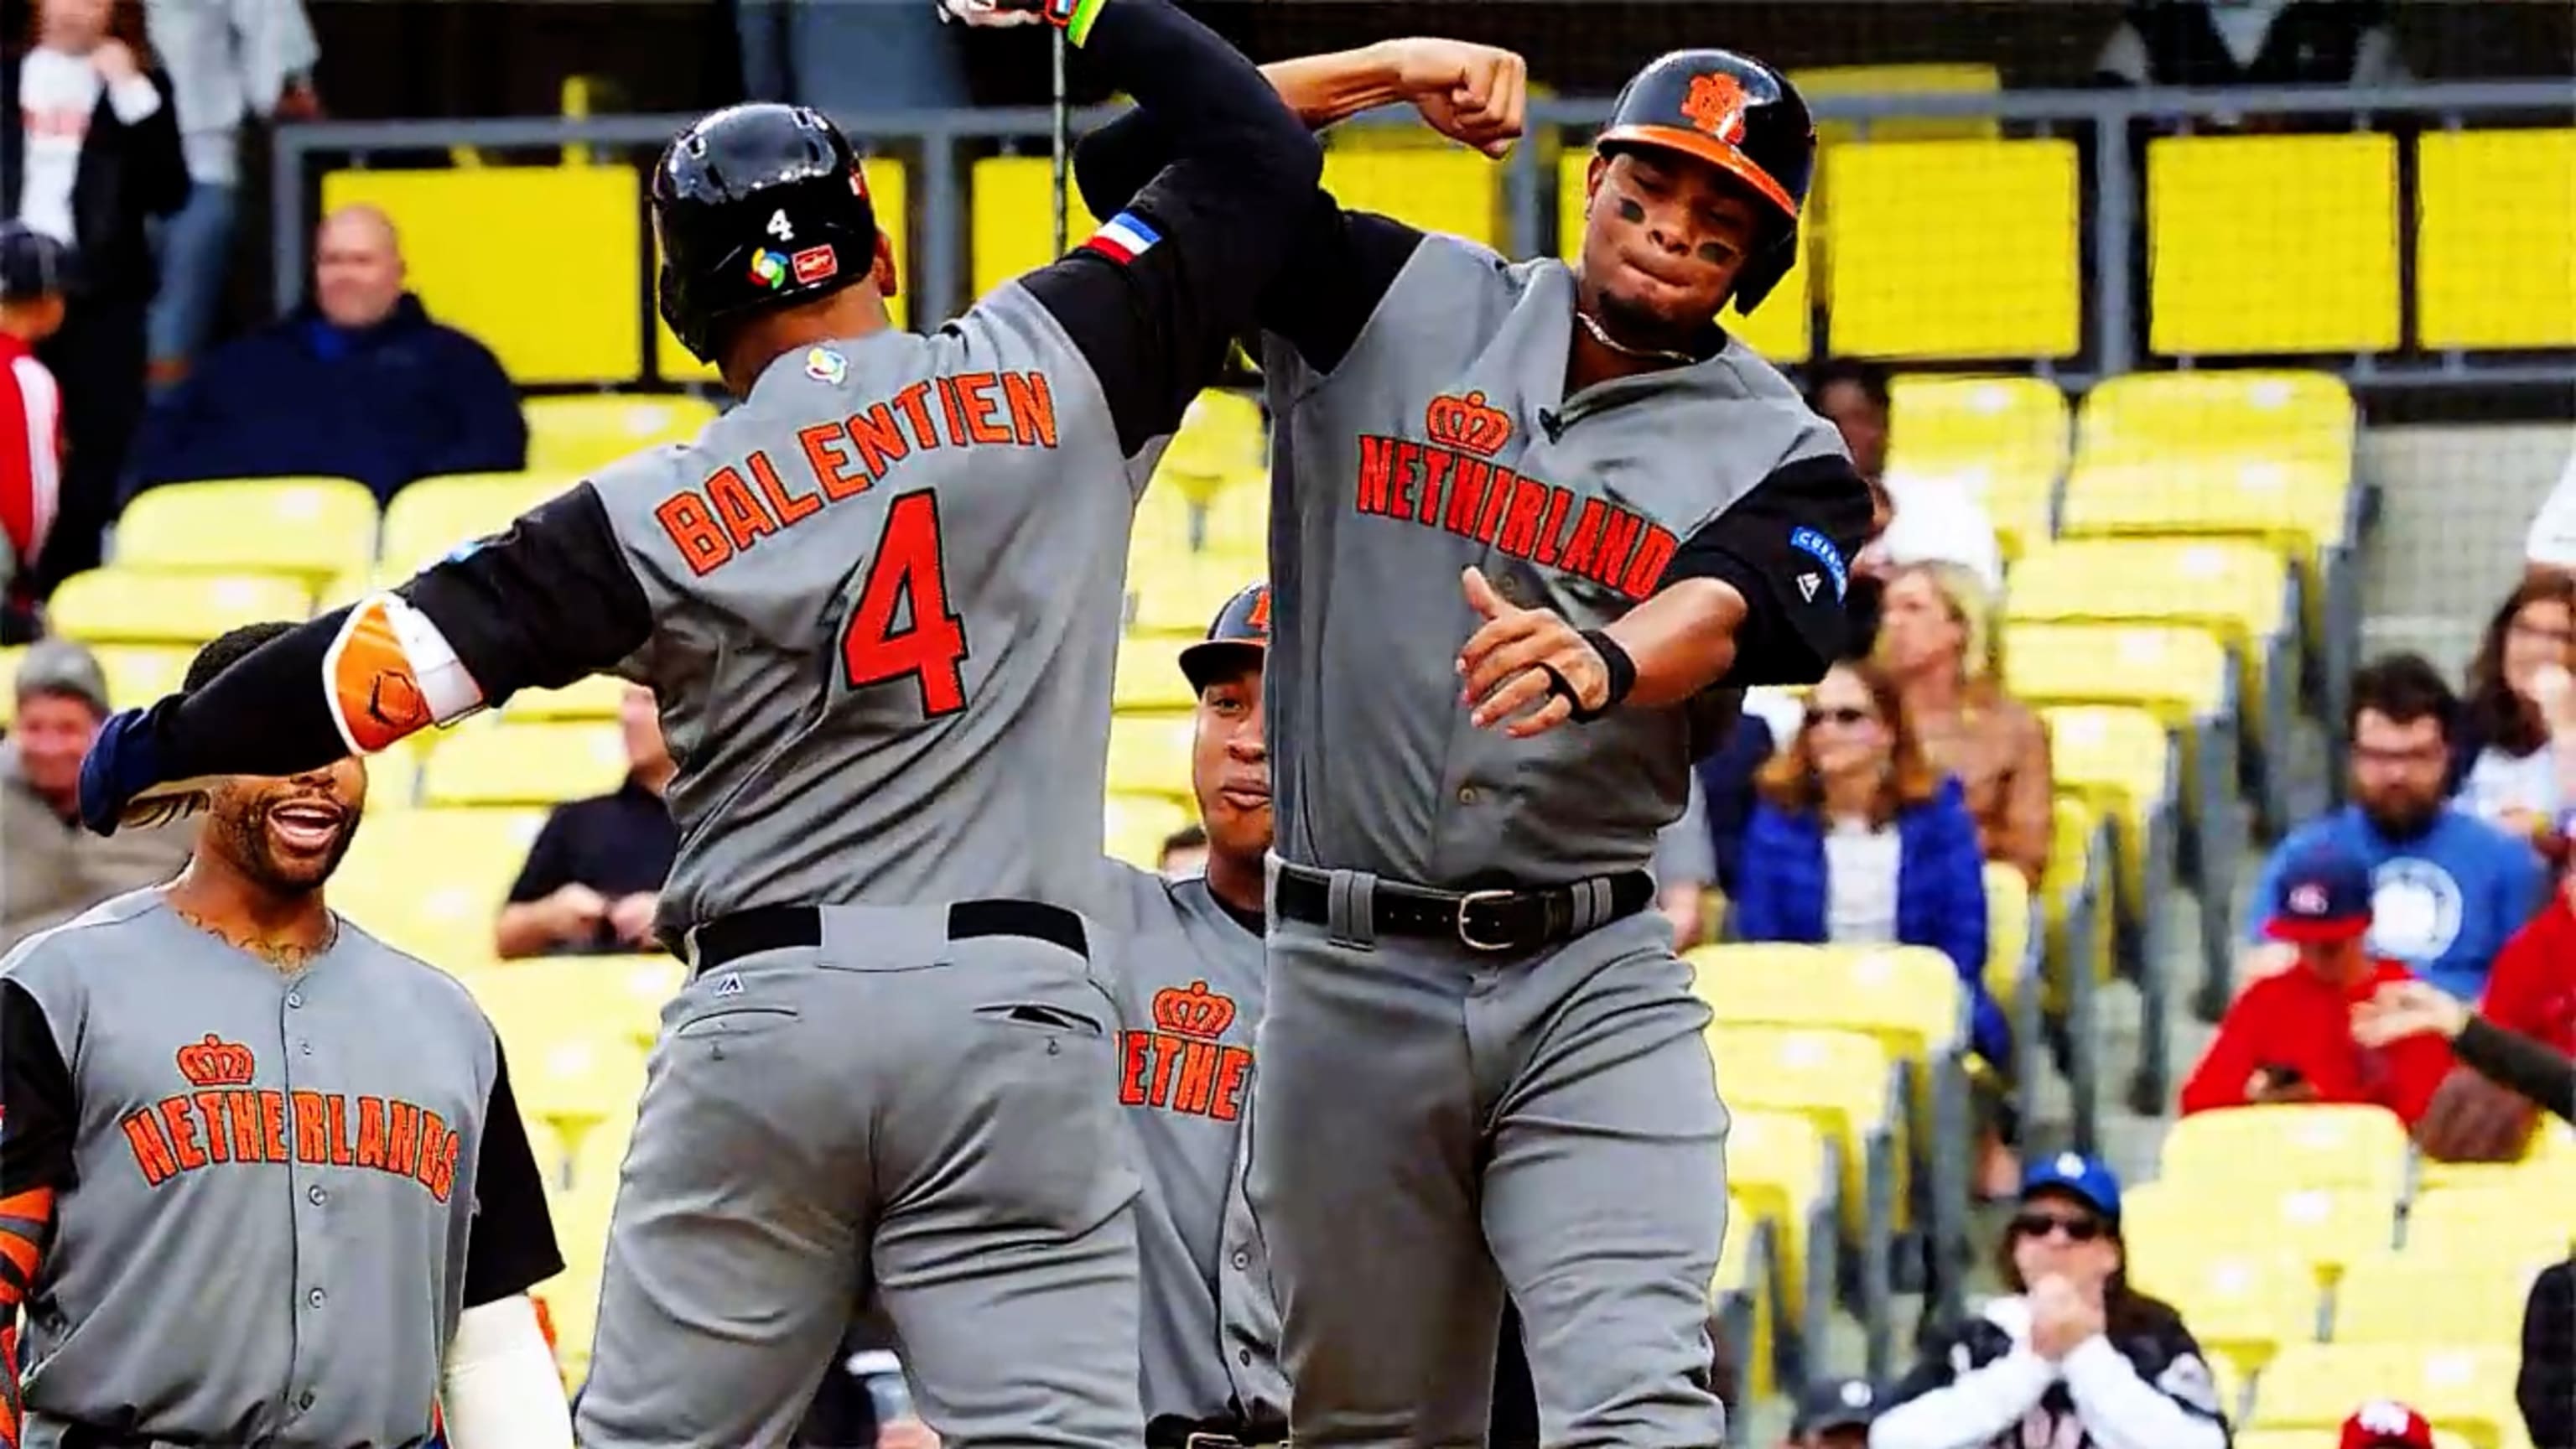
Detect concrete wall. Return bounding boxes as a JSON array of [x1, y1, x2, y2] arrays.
[[2358, 423, 2573, 673]]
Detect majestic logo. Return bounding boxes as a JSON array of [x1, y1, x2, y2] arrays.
[[791, 245, 838, 286], [749, 249, 790, 290], [1425, 391, 1511, 458], [1119, 979, 1253, 1123], [176, 1034, 255, 1088], [1681, 72, 1752, 144]]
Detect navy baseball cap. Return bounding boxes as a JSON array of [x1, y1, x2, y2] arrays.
[[1790, 1375, 1883, 1434], [2020, 1150, 2122, 1224], [0, 223, 72, 303], [1178, 583, 1269, 693], [2263, 842, 2375, 944]]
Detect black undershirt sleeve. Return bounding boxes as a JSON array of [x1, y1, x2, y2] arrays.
[[459, 1036, 565, 1308]]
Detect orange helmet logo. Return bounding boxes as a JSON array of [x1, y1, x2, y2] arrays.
[[1681, 72, 1751, 145], [1245, 587, 1270, 634]]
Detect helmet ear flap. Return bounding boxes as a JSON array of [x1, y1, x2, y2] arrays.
[[1728, 226, 1798, 314]]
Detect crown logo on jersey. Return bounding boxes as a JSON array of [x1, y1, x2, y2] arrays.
[[176, 1034, 257, 1088], [1681, 72, 1751, 145], [1150, 980, 1237, 1040], [1426, 392, 1511, 458]]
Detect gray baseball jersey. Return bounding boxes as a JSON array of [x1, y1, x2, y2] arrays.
[[0, 889, 559, 1448], [1090, 863, 1285, 1424]]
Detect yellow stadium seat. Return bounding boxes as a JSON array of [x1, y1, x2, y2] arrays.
[[88, 645, 195, 711], [2007, 623, 2231, 731], [522, 396, 719, 478], [330, 808, 548, 965], [2148, 134, 2399, 356], [2124, 1181, 2395, 1289], [970, 154, 1101, 304], [1706, 1025, 1903, 1244], [1321, 146, 1499, 249], [1719, 1109, 1834, 1351], [459, 955, 684, 1056], [0, 645, 20, 726], [1107, 713, 1197, 802], [48, 569, 313, 647], [2159, 1104, 2412, 1202], [2249, 1343, 2521, 1448], [1106, 792, 1192, 871], [1114, 636, 1198, 714], [2008, 538, 2290, 696], [1130, 483, 1198, 559], [1825, 139, 2080, 360], [1791, 64, 2002, 146], [659, 157, 908, 379], [1130, 552, 1258, 636], [2417, 129, 2576, 350], [2125, 1249, 2316, 1375], [1198, 478, 1269, 560], [1883, 376, 2070, 559], [324, 166, 643, 385], [515, 1033, 648, 1140], [112, 478, 379, 584], [2042, 792, 2112, 997], [1559, 153, 1813, 362], [2403, 1186, 2576, 1264], [2334, 1253, 2550, 1349], [1983, 863, 2034, 1056], [2076, 370, 2356, 470], [380, 473, 569, 577], [2059, 454, 2352, 579], [418, 722, 628, 809], [1159, 391, 1266, 491], [506, 673, 633, 722], [2043, 706, 2174, 939]]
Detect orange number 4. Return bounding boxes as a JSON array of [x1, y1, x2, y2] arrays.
[[841, 491, 969, 717]]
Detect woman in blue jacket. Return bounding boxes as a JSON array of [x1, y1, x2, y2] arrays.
[[1736, 657, 2004, 1069]]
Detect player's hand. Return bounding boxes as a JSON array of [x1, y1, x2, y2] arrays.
[[1381, 39, 1526, 158], [2351, 979, 2471, 1046], [877, 1421, 942, 1449], [545, 883, 611, 942], [932, 0, 1046, 29], [2246, 1068, 2320, 1105], [2027, 1274, 2102, 1361], [1457, 566, 1605, 738], [91, 39, 139, 82], [607, 891, 661, 947]]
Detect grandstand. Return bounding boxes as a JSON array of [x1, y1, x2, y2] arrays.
[[6, 18, 2568, 1444]]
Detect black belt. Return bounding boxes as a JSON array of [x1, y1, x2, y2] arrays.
[[1146, 1414, 1290, 1449], [1271, 862, 1654, 953], [60, 1430, 230, 1449], [686, 900, 1088, 979]]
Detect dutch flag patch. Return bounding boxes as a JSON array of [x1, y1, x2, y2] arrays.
[[1083, 211, 1161, 264]]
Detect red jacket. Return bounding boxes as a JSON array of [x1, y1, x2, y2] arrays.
[[2180, 958, 2454, 1126], [2483, 894, 2576, 1056], [0, 332, 61, 582]]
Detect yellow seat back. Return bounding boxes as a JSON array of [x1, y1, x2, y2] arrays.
[[2077, 370, 2356, 467], [1824, 139, 2080, 360], [1983, 863, 2032, 1030], [2402, 1186, 2576, 1264], [1105, 792, 1192, 871], [1716, 1108, 1831, 1330], [2124, 1180, 2394, 1288], [2124, 1248, 2316, 1374], [1884, 376, 2070, 558], [2147, 134, 2399, 356], [2008, 538, 2289, 649], [521, 396, 719, 478], [2416, 129, 2576, 350], [969, 155, 1101, 305], [2250, 1343, 2522, 1447], [1114, 636, 1198, 714], [2334, 1253, 2552, 1349], [381, 473, 569, 577], [1106, 713, 1197, 802], [49, 569, 314, 647], [1688, 944, 1962, 1067], [1322, 148, 1499, 249], [418, 722, 629, 808], [2004, 622, 2231, 728], [331, 808, 548, 966], [114, 478, 380, 584], [2158, 1104, 2412, 1202], [89, 645, 196, 712]]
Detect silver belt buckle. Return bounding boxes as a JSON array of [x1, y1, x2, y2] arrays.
[[1454, 887, 1517, 952], [1183, 1435, 1246, 1449]]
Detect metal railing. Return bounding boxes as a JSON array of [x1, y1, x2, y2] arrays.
[[272, 77, 2575, 391]]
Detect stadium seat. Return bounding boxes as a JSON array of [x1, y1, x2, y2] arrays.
[[1883, 376, 2070, 560], [458, 955, 683, 1056], [1130, 482, 1199, 560], [1130, 552, 1260, 636], [323, 166, 645, 385], [0, 646, 19, 726], [418, 721, 629, 809], [657, 156, 909, 379], [1823, 139, 2080, 360], [330, 808, 547, 965], [2042, 705, 2175, 935], [522, 396, 720, 477], [2123, 1181, 2395, 1289], [2247, 1343, 2521, 1447], [969, 154, 1102, 304], [2006, 622, 2233, 734], [1790, 64, 2002, 146], [2416, 129, 2576, 351], [90, 645, 195, 711], [504, 673, 631, 722], [1106, 713, 1197, 802], [1114, 635, 1198, 714], [380, 473, 569, 576], [1559, 153, 1813, 363], [1197, 477, 1269, 561], [1105, 792, 1191, 871], [48, 569, 313, 647], [2039, 794, 2112, 1124], [2124, 1248, 2316, 1376], [1322, 147, 1498, 248], [2075, 370, 2357, 472], [1706, 1025, 1903, 1249], [2334, 1253, 2552, 1349], [2158, 1104, 2412, 1204], [1687, 945, 1962, 1074], [112, 478, 380, 584], [1158, 391, 1267, 492], [514, 1033, 648, 1143], [2147, 134, 2400, 356], [2402, 1186, 2576, 1264], [1718, 1109, 1836, 1364]]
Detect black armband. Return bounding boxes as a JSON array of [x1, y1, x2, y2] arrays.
[[1553, 629, 1635, 724]]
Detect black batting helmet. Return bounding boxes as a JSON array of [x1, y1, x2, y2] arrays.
[[1595, 49, 1815, 313], [1178, 584, 1270, 693], [0, 224, 71, 304], [652, 103, 880, 363]]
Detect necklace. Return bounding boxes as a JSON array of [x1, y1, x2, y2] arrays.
[[1575, 309, 1701, 366]]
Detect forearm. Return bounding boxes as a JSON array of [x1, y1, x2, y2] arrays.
[[1606, 579, 1746, 709], [440, 1296, 574, 1449], [1080, 0, 1312, 195], [2454, 1015, 2576, 1124], [2060, 1337, 2226, 1449], [1077, 40, 1390, 222], [493, 905, 564, 961], [1869, 1346, 2056, 1449]]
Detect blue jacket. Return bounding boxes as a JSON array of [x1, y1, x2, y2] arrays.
[[1734, 774, 2008, 1066], [2248, 804, 2547, 1003], [129, 294, 527, 504], [1695, 711, 1775, 896]]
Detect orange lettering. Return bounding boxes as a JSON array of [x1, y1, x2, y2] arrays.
[[1000, 371, 1057, 447], [704, 466, 778, 552], [848, 403, 911, 480], [1622, 523, 1680, 600], [1417, 450, 1454, 527], [954, 372, 1011, 445], [259, 1091, 288, 1162], [355, 1097, 387, 1171], [800, 423, 865, 501], [386, 1101, 419, 1177], [1498, 478, 1549, 558], [935, 377, 969, 447], [654, 491, 732, 576], [1592, 508, 1644, 589], [1211, 1046, 1252, 1123], [747, 449, 822, 527], [1355, 436, 1397, 516], [158, 1097, 207, 1172], [1533, 486, 1575, 566], [1474, 468, 1514, 543], [192, 1092, 232, 1163], [292, 1091, 330, 1164], [122, 1111, 180, 1186], [226, 1091, 264, 1163], [1444, 457, 1490, 536], [1560, 498, 1609, 577], [1119, 1032, 1151, 1108], [325, 1095, 354, 1167], [891, 382, 942, 450], [1172, 1040, 1220, 1115]]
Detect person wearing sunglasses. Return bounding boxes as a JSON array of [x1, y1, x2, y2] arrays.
[[1871, 1154, 2228, 1449]]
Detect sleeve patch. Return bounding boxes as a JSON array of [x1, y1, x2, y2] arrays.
[[1082, 211, 1163, 265], [1789, 526, 1849, 602]]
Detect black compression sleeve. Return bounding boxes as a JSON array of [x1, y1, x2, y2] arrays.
[[1658, 454, 1877, 688], [0, 980, 76, 1197], [2454, 1015, 2576, 1125], [460, 1039, 566, 1306]]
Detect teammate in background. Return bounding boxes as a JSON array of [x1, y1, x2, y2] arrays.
[[74, 0, 1322, 1441], [1077, 39, 1872, 1444], [0, 622, 568, 1449], [0, 223, 70, 639]]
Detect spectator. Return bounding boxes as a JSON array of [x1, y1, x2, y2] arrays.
[[1654, 773, 1716, 948], [2521, 1260, 2574, 1449], [493, 684, 678, 959], [2353, 979, 2576, 1129], [2481, 835, 2576, 1060], [2451, 574, 2576, 858], [1737, 657, 2005, 1072], [138, 0, 319, 391], [2247, 654, 2547, 1003], [0, 637, 191, 948], [1872, 1154, 2228, 1449], [2339, 1401, 2438, 1449], [2094, 0, 2407, 91], [2529, 448, 2575, 583], [1877, 560, 2052, 886], [0, 221, 69, 640], [1156, 822, 1207, 878], [2179, 841, 2451, 1128], [1809, 356, 2002, 604], [128, 203, 526, 505], [1786, 1375, 1882, 1447], [1693, 709, 1777, 901], [3, 0, 187, 589]]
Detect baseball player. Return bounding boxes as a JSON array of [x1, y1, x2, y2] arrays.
[[1076, 39, 1872, 1445], [71, 2, 1322, 1443], [0, 622, 569, 1449]]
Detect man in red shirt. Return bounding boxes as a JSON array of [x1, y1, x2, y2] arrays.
[[2484, 821, 2576, 1056], [0, 223, 70, 640], [2180, 842, 2454, 1125]]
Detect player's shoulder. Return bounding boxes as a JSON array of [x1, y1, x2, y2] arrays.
[[1, 888, 180, 985], [325, 917, 498, 1031], [1708, 343, 1846, 465]]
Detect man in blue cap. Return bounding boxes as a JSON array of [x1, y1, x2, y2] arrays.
[[1782, 1374, 1878, 1447]]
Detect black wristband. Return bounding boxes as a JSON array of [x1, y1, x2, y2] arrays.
[[1571, 629, 1636, 723]]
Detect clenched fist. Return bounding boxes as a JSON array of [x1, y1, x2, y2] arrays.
[[1379, 39, 1526, 158]]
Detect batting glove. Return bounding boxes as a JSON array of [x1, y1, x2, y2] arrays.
[[78, 707, 184, 836]]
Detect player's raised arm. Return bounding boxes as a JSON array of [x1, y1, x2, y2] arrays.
[[1070, 38, 1524, 379], [76, 481, 652, 834]]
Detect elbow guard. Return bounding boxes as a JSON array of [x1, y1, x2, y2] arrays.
[[322, 592, 486, 755]]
